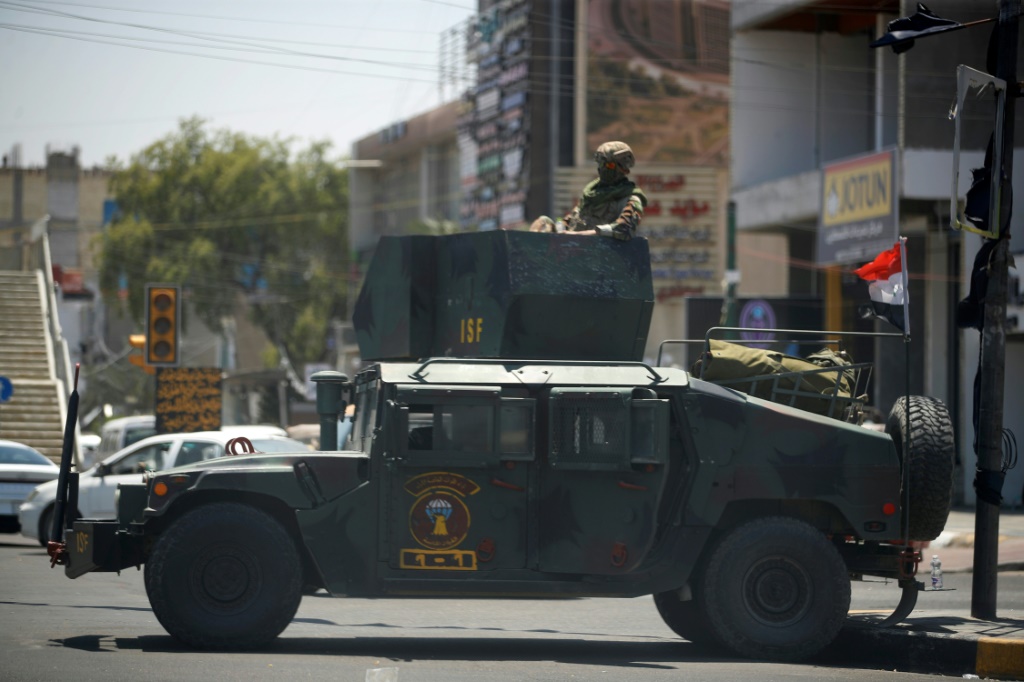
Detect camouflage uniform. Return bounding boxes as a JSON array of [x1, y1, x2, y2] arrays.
[[530, 141, 647, 241]]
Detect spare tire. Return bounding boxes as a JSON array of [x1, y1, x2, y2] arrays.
[[885, 396, 956, 541]]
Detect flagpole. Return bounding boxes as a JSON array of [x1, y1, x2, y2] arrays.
[[902, 236, 912, 548]]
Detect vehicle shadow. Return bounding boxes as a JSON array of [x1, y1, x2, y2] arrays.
[[47, 624, 964, 676], [60, 634, 718, 670], [1, 600, 152, 614]]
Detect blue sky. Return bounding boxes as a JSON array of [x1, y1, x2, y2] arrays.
[[0, 0, 475, 167]]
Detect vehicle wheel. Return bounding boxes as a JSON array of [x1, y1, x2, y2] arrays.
[[144, 502, 302, 650], [702, 517, 850, 661], [885, 396, 956, 541], [39, 506, 82, 546], [38, 507, 53, 547], [653, 587, 719, 646]]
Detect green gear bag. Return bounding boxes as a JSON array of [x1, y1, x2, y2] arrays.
[[693, 340, 854, 416]]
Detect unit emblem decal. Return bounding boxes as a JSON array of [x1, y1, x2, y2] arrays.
[[405, 471, 479, 551]]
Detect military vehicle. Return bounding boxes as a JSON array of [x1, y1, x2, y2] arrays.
[[49, 231, 955, 662]]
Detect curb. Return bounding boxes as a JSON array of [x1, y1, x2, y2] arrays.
[[825, 623, 1024, 680]]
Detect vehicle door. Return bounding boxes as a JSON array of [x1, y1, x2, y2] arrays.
[[384, 385, 534, 573], [537, 387, 670, 575], [84, 440, 176, 517]]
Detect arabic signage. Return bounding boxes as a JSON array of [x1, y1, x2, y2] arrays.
[[460, 0, 531, 231], [817, 149, 899, 265], [155, 367, 222, 434], [639, 168, 724, 303]]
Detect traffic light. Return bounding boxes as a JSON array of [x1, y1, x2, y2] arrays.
[[145, 284, 180, 367], [127, 334, 154, 375]]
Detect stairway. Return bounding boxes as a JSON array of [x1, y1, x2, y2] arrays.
[[0, 271, 65, 460]]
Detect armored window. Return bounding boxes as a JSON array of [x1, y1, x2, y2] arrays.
[[394, 385, 502, 465], [548, 388, 669, 470], [499, 398, 535, 461], [352, 379, 379, 454], [549, 389, 629, 470]]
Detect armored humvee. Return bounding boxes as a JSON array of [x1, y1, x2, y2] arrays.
[[51, 231, 955, 662]]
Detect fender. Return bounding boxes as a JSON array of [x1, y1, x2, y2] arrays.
[[144, 453, 370, 518]]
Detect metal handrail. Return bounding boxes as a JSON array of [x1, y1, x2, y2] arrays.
[[32, 222, 82, 469], [408, 357, 666, 384]]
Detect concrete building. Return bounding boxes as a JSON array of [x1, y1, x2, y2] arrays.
[[350, 0, 788, 367], [0, 147, 283, 428], [730, 0, 1024, 504], [349, 101, 464, 258]]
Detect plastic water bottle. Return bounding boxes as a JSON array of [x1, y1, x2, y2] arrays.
[[930, 554, 943, 589]]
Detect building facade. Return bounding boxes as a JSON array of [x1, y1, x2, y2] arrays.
[[730, 0, 1024, 504], [351, 0, 788, 366]]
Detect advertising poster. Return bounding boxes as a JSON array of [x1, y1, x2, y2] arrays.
[[585, 0, 730, 166], [817, 149, 899, 265]]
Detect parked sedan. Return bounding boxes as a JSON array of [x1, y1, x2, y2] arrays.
[[0, 440, 60, 535], [18, 430, 307, 545]]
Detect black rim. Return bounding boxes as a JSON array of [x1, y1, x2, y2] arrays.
[[742, 556, 812, 627], [189, 544, 263, 616]]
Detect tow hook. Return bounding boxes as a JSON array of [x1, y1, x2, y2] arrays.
[[47, 540, 68, 568], [899, 546, 921, 579]]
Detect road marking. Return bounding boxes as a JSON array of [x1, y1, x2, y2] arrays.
[[365, 667, 399, 682]]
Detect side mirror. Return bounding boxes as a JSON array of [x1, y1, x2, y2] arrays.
[[96, 462, 110, 477]]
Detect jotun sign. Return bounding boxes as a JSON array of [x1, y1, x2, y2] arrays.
[[816, 149, 898, 265]]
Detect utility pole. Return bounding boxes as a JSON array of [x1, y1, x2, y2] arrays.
[[972, 0, 1020, 620]]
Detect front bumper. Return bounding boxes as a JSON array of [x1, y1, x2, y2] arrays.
[[17, 501, 43, 541], [64, 520, 144, 579]]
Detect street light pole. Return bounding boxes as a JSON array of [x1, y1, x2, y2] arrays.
[[971, 0, 1020, 620]]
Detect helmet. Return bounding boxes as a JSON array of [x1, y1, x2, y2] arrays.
[[594, 141, 635, 172]]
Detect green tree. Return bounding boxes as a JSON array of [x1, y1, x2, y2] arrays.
[[97, 117, 349, 366]]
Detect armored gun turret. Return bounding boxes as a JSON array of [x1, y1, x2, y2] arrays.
[[351, 230, 654, 362]]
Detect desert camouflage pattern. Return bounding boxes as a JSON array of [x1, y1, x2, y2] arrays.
[[564, 191, 645, 239]]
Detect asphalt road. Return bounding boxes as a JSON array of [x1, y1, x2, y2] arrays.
[[1, 533, 1018, 682]]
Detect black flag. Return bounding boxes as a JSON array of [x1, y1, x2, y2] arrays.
[[870, 3, 968, 53]]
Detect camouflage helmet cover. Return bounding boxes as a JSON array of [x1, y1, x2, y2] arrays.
[[594, 141, 636, 171]]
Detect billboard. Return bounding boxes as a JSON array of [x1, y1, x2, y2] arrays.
[[817, 149, 899, 265], [584, 0, 730, 166]]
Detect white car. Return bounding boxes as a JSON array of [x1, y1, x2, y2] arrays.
[[0, 440, 60, 535], [18, 430, 307, 545]]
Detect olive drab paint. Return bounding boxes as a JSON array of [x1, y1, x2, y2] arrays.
[[57, 230, 951, 663], [352, 231, 655, 362]]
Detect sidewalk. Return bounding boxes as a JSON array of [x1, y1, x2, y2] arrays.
[[931, 508, 1024, 573], [828, 508, 1024, 679]]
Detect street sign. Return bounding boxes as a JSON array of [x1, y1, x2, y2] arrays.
[[0, 376, 13, 403]]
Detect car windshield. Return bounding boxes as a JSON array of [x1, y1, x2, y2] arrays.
[[0, 444, 56, 467], [252, 437, 309, 453]]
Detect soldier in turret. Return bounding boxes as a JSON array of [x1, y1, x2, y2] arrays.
[[530, 141, 647, 240]]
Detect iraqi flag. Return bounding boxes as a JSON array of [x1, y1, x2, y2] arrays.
[[854, 238, 909, 335]]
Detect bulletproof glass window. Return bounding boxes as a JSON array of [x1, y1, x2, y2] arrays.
[[351, 379, 379, 454], [395, 385, 502, 466], [499, 398, 535, 461], [549, 388, 668, 470]]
